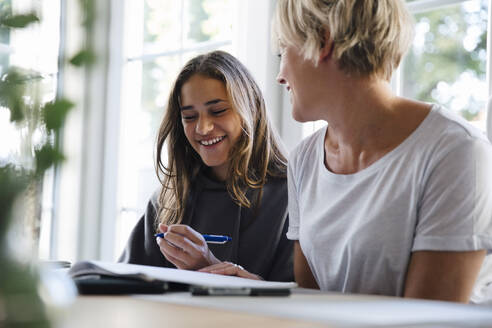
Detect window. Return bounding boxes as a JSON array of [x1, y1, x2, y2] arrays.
[[0, 0, 60, 162], [115, 0, 235, 258], [0, 0, 61, 259], [299, 0, 490, 140], [403, 0, 488, 131]]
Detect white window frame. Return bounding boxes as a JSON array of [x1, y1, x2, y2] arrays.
[[48, 0, 492, 262], [51, 0, 118, 262]]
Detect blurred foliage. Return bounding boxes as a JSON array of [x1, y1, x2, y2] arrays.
[[43, 98, 74, 131], [0, 0, 95, 326], [34, 144, 65, 177], [0, 68, 42, 123], [68, 0, 96, 66], [0, 0, 11, 43], [0, 12, 39, 28], [0, 68, 29, 122], [0, 0, 95, 232], [69, 49, 96, 67], [0, 0, 96, 328], [0, 5, 53, 327], [78, 0, 96, 28], [403, 0, 488, 121]]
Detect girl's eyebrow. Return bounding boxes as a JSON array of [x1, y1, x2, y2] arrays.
[[204, 99, 226, 106], [180, 98, 227, 111]]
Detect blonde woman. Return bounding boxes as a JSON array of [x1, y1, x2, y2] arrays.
[[273, 0, 492, 301], [120, 51, 293, 281]]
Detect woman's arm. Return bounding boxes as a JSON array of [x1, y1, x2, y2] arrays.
[[294, 241, 319, 289], [404, 250, 486, 303]]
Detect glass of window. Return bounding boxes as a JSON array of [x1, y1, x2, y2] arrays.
[[0, 0, 61, 259], [402, 0, 488, 131]]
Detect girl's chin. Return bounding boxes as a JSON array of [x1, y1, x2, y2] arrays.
[[202, 160, 227, 168]]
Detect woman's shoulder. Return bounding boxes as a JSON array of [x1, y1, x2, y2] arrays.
[[430, 105, 489, 141], [410, 105, 492, 170], [289, 126, 326, 170], [423, 105, 491, 154]]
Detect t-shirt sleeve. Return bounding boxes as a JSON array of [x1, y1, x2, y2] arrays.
[[413, 137, 492, 253], [286, 153, 300, 240]]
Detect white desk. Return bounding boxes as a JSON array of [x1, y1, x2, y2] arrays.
[[57, 289, 492, 328]]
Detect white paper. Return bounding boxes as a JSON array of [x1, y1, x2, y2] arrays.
[[92, 261, 297, 289]]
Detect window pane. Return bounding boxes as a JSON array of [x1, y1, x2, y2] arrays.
[[183, 0, 233, 47], [0, 0, 59, 164], [115, 56, 181, 256], [402, 0, 488, 130], [142, 0, 181, 54], [0, 0, 60, 260]]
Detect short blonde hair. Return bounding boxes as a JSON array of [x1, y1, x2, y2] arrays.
[[272, 0, 414, 80]]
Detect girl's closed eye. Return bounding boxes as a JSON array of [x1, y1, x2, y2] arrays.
[[211, 108, 228, 115], [182, 113, 197, 120]]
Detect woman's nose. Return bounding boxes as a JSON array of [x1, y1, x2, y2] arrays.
[[276, 73, 286, 85]]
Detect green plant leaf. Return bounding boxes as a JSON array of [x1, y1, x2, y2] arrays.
[[79, 0, 96, 28], [42, 99, 74, 131], [0, 68, 43, 124], [34, 144, 65, 176], [0, 70, 26, 123], [69, 49, 96, 67], [0, 13, 39, 28]]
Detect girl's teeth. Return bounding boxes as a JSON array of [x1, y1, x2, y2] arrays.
[[201, 136, 223, 146]]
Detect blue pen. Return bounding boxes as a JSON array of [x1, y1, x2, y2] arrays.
[[154, 233, 232, 244]]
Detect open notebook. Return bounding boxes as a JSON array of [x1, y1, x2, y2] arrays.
[[69, 261, 297, 295]]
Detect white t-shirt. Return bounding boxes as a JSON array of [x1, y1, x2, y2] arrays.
[[287, 105, 492, 302]]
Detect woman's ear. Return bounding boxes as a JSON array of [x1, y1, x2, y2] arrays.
[[319, 29, 334, 62]]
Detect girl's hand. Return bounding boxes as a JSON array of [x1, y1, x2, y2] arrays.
[[156, 224, 221, 270], [198, 262, 262, 280]]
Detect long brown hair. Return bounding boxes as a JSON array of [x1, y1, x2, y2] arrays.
[[156, 51, 287, 225]]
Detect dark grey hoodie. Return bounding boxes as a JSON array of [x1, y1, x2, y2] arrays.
[[119, 172, 293, 282]]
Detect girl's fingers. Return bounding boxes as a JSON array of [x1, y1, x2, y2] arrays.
[[157, 241, 188, 269], [162, 252, 187, 269], [199, 262, 262, 280], [157, 237, 191, 265], [235, 268, 261, 280], [167, 224, 204, 245], [159, 223, 169, 233], [199, 262, 234, 272], [162, 231, 200, 255]]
